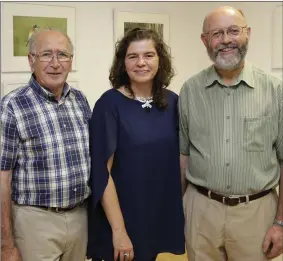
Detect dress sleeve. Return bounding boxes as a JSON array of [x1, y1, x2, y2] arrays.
[[89, 95, 118, 208]]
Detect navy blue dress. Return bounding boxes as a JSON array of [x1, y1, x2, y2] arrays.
[[87, 89, 185, 261]]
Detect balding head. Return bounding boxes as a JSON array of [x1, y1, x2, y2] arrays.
[[202, 6, 247, 33], [28, 28, 74, 55]]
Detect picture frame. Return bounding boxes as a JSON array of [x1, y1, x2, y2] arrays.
[[1, 76, 79, 98], [272, 5, 282, 69], [113, 10, 170, 45], [1, 2, 76, 72]]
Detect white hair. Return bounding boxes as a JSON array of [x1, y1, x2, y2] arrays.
[[27, 28, 74, 54]]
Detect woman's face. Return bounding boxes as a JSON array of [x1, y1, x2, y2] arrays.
[[124, 39, 159, 86]]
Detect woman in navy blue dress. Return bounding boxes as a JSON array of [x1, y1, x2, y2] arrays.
[[87, 28, 185, 261]]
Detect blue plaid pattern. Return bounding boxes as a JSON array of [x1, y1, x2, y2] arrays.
[[0, 76, 91, 207]]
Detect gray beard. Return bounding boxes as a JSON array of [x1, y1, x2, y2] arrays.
[[208, 42, 248, 71]]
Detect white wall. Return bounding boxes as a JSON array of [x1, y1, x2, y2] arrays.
[[1, 1, 282, 108]]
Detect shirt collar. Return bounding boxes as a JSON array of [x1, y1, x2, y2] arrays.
[[29, 73, 71, 101], [205, 61, 255, 88]]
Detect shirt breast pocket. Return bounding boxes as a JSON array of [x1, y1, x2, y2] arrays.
[[19, 122, 46, 152], [244, 116, 271, 152]]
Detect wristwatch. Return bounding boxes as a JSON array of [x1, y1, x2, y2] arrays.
[[273, 219, 283, 227]]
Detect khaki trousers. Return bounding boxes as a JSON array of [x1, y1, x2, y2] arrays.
[[12, 203, 88, 261], [183, 183, 278, 261]]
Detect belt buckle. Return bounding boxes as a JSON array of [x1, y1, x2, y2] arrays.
[[222, 196, 241, 206]]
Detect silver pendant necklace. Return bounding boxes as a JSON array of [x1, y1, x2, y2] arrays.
[[135, 96, 153, 109]]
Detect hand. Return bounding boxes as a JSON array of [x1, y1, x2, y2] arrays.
[[263, 225, 283, 259], [1, 246, 22, 261], [112, 228, 134, 261]]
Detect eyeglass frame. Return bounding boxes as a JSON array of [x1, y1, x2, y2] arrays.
[[29, 51, 73, 63], [203, 25, 248, 40]]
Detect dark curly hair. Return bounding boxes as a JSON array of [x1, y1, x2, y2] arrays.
[[109, 28, 175, 110]]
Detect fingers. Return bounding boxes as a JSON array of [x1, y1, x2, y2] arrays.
[[119, 251, 124, 261], [129, 249, 135, 261], [266, 241, 282, 259], [114, 248, 119, 261], [263, 234, 272, 253], [114, 249, 134, 261]]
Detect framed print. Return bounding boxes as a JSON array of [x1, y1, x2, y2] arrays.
[[114, 11, 170, 44], [1, 2, 76, 72], [272, 5, 282, 69]]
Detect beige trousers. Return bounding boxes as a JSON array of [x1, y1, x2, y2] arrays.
[[183, 183, 278, 261], [12, 203, 88, 261]]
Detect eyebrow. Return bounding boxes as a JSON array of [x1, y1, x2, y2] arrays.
[[41, 49, 69, 53], [208, 25, 246, 32], [126, 51, 156, 57]]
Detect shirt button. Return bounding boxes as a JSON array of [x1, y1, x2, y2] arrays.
[[227, 93, 231, 96], [64, 124, 67, 128], [226, 116, 230, 119], [69, 146, 72, 149], [73, 188, 77, 192], [226, 138, 230, 142], [226, 185, 231, 189], [226, 163, 230, 167]]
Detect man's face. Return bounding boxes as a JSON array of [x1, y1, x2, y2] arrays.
[[28, 31, 73, 93], [201, 10, 251, 71]]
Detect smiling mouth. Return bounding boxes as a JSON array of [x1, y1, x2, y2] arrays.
[[134, 70, 149, 74], [219, 47, 237, 53], [48, 73, 62, 75]]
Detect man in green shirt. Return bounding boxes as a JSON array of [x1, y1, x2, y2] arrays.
[[179, 6, 283, 261]]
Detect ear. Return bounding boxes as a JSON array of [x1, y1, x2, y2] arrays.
[[69, 56, 73, 72], [28, 54, 35, 72], [201, 33, 208, 48], [246, 26, 251, 40]]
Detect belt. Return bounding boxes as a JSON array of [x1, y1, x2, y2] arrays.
[[36, 200, 87, 213], [192, 183, 273, 207], [37, 205, 78, 213]]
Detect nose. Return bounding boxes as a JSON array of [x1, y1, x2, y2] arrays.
[[50, 55, 60, 68], [136, 56, 146, 66], [222, 32, 232, 44]]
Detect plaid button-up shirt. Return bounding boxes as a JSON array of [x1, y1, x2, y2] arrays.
[[0, 75, 91, 208]]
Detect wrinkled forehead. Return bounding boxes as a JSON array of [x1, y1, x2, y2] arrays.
[[35, 32, 71, 52], [205, 10, 246, 32]]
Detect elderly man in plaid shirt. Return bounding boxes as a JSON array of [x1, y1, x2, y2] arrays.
[[1, 29, 91, 261]]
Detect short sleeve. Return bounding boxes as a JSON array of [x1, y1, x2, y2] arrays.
[[89, 95, 118, 208], [0, 99, 19, 170], [178, 83, 190, 155], [276, 80, 283, 163]]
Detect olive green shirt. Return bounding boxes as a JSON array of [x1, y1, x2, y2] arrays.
[[178, 62, 283, 195]]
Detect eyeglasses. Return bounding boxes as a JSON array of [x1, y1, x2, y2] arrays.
[[30, 51, 73, 62], [204, 25, 248, 40]]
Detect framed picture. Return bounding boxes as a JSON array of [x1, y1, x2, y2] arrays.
[[1, 2, 76, 72], [113, 11, 170, 44], [1, 76, 79, 99], [272, 5, 282, 69]]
